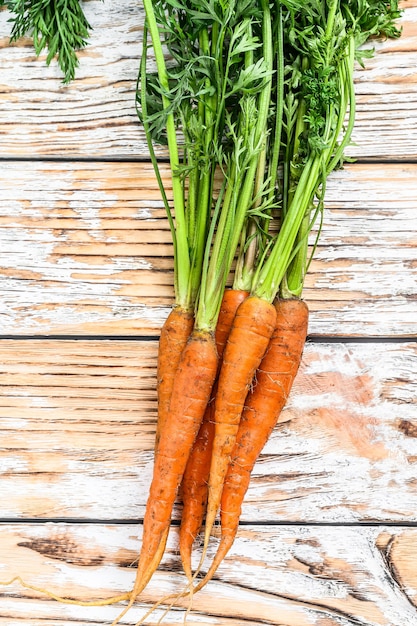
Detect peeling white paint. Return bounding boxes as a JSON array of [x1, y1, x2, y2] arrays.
[[0, 419, 28, 429], [136, 206, 159, 218], [68, 190, 119, 236], [0, 456, 28, 472]]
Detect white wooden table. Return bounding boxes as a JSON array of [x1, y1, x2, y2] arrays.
[[0, 1, 416, 624]]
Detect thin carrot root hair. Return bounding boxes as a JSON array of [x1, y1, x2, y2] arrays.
[[194, 297, 309, 593], [179, 289, 249, 586], [134, 584, 193, 626], [114, 525, 175, 624], [0, 575, 130, 607], [105, 574, 195, 626]]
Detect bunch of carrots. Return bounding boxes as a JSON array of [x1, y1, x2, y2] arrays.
[[116, 0, 402, 621], [0, 0, 402, 623]]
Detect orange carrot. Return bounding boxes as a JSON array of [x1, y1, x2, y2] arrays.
[[155, 306, 194, 449], [214, 290, 250, 361], [195, 298, 308, 591], [201, 295, 277, 561], [179, 289, 249, 581], [179, 397, 215, 583], [112, 329, 218, 624]]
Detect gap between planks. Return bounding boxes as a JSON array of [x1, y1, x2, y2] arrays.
[[0, 335, 416, 342], [1, 155, 417, 164], [3, 519, 417, 527]]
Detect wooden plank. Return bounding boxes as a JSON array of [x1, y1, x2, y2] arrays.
[[0, 0, 416, 160], [346, 0, 417, 161], [0, 161, 416, 336], [1, 523, 417, 625], [1, 339, 416, 522], [0, 0, 150, 159]]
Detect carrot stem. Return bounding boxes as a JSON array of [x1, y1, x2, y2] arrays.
[[141, 0, 190, 308]]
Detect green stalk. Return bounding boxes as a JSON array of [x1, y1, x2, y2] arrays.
[[142, 0, 191, 308], [187, 27, 217, 305], [185, 138, 200, 252], [277, 56, 309, 298], [226, 18, 265, 287], [325, 0, 339, 41], [233, 218, 258, 291], [195, 176, 231, 330], [267, 3, 284, 205], [252, 153, 320, 302], [281, 210, 311, 298], [281, 27, 357, 299], [195, 0, 274, 332], [326, 34, 356, 174], [225, 0, 274, 274], [275, 0, 356, 301], [138, 26, 177, 267]]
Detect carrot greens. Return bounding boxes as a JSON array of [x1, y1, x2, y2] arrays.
[[252, 0, 402, 303], [3, 0, 93, 83], [140, 0, 276, 329]]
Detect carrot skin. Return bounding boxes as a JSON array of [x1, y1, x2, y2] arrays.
[[179, 399, 215, 581], [195, 298, 308, 591], [203, 295, 277, 550], [179, 289, 249, 580], [214, 290, 250, 362], [155, 306, 194, 449]]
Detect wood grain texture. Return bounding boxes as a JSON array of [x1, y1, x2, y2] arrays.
[[346, 0, 417, 161], [0, 161, 415, 336], [2, 523, 417, 625], [0, 0, 416, 159], [0, 1, 416, 625], [0, 339, 416, 522], [0, 0, 149, 158]]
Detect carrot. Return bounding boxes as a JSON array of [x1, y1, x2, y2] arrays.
[[201, 295, 277, 562], [214, 290, 251, 361], [126, 300, 307, 616], [179, 289, 249, 582], [194, 297, 308, 592], [116, 3, 275, 617], [179, 396, 215, 584], [112, 329, 218, 624], [155, 306, 194, 449]]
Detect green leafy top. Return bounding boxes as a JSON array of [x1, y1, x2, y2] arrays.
[[139, 0, 276, 326], [3, 0, 93, 83], [141, 0, 402, 310], [251, 0, 402, 301]]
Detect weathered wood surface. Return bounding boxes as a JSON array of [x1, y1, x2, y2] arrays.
[[0, 0, 417, 160], [1, 1, 416, 625], [2, 523, 417, 625], [0, 161, 416, 336], [1, 340, 416, 522]]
